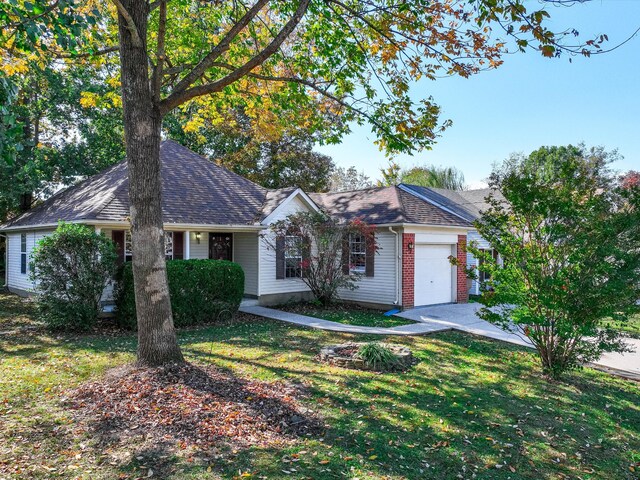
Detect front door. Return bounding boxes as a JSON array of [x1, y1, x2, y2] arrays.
[[209, 233, 233, 261]]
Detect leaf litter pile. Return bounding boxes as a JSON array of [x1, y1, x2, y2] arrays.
[[67, 362, 323, 453]]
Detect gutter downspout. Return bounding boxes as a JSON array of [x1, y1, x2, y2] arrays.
[[388, 227, 400, 305]]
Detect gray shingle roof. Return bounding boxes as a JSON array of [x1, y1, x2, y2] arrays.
[[1, 140, 279, 229], [399, 184, 499, 223], [260, 187, 298, 221], [1, 141, 479, 231], [311, 186, 471, 227]]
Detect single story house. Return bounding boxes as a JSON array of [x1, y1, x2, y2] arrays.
[[1, 140, 475, 309]]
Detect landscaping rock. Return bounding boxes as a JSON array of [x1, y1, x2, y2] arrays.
[[319, 343, 415, 371]]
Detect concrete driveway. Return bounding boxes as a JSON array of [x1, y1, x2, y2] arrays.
[[396, 303, 640, 380]]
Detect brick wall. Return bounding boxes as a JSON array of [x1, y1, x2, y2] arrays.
[[401, 233, 415, 309], [456, 234, 469, 304]]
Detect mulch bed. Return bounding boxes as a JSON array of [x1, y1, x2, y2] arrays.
[[66, 362, 323, 453]]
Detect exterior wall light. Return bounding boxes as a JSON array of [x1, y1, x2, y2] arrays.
[[407, 241, 414, 250], [195, 232, 201, 244]]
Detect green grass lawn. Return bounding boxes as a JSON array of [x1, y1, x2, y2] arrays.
[[1, 292, 639, 479], [602, 313, 640, 339], [278, 302, 415, 328]]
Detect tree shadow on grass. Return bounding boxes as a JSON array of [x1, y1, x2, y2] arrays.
[[2, 304, 639, 479], [183, 331, 640, 480]]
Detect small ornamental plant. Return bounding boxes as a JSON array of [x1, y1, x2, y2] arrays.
[[30, 222, 117, 331], [356, 343, 400, 370], [266, 211, 377, 305]]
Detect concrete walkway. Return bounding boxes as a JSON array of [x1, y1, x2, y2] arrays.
[[396, 303, 532, 347], [397, 303, 640, 379], [239, 305, 448, 335], [240, 303, 640, 380]]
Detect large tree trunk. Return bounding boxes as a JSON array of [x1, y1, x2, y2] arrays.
[[117, 0, 183, 366]]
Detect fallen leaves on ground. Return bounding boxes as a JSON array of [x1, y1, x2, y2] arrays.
[[67, 362, 323, 452]]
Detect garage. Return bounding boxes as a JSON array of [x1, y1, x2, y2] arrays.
[[413, 244, 455, 306]]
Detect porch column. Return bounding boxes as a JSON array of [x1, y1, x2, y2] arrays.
[[184, 231, 190, 259]]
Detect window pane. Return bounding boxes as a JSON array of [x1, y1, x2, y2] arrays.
[[20, 233, 26, 253], [20, 254, 26, 274], [124, 231, 133, 257], [349, 234, 366, 272], [284, 235, 303, 278], [164, 231, 173, 259]]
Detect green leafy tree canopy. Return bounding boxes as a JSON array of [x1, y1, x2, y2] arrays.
[[471, 145, 640, 379]]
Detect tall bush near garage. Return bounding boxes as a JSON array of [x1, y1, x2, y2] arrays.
[[471, 145, 640, 379], [115, 259, 244, 330], [30, 222, 118, 331]]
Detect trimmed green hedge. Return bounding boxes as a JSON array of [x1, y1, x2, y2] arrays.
[[115, 259, 244, 330]]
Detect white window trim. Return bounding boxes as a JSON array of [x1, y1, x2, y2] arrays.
[[284, 235, 303, 279], [124, 230, 133, 261], [20, 233, 27, 275], [349, 233, 366, 274], [164, 231, 174, 260]]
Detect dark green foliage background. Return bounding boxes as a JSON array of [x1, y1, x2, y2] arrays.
[[115, 259, 244, 330]]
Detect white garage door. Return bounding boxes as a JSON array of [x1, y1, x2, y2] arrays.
[[414, 244, 454, 306]]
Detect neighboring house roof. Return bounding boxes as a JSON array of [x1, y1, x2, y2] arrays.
[[1, 140, 290, 230], [310, 186, 472, 227], [399, 184, 498, 223]]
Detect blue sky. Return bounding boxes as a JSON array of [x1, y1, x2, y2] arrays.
[[316, 0, 640, 188]]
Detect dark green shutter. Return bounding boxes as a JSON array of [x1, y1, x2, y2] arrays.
[[275, 236, 285, 279], [365, 232, 375, 277]]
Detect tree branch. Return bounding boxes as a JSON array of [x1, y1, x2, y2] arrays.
[[111, 0, 143, 48], [52, 45, 120, 58], [160, 0, 310, 114], [206, 61, 413, 151], [152, 0, 167, 101], [167, 0, 271, 97]]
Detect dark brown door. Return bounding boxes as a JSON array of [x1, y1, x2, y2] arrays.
[[209, 233, 233, 261]]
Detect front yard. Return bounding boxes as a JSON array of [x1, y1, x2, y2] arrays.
[[1, 292, 639, 479], [602, 313, 640, 339], [277, 302, 416, 328]]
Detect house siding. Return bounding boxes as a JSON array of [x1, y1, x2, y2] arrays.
[[6, 230, 53, 294], [338, 229, 399, 307], [99, 228, 116, 302], [466, 229, 491, 295], [187, 231, 209, 259], [259, 196, 311, 296], [233, 232, 259, 296]]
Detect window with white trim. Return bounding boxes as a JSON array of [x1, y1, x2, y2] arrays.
[[349, 233, 366, 273], [123, 231, 177, 261], [284, 235, 303, 278], [164, 231, 174, 260], [20, 233, 27, 274], [124, 231, 133, 262], [478, 248, 498, 283]]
